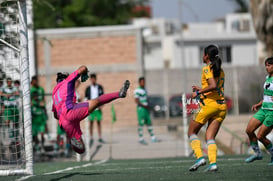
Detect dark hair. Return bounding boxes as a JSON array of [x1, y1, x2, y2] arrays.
[[138, 77, 145, 83], [6, 77, 12, 81], [31, 75, 38, 81], [204, 45, 222, 77], [56, 72, 69, 83], [14, 80, 20, 85], [265, 57, 273, 65], [90, 73, 96, 79]]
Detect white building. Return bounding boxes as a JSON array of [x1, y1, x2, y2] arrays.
[[132, 13, 258, 70]]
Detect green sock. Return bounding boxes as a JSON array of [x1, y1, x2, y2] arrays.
[[147, 126, 154, 137], [266, 143, 273, 156], [138, 126, 143, 138]]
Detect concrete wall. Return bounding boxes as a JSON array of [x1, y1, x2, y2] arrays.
[[232, 43, 258, 65]]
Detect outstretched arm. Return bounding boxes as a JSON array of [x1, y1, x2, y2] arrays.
[[78, 65, 88, 75], [78, 65, 89, 82]]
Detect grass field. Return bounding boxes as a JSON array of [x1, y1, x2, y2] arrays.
[[2, 155, 273, 181]]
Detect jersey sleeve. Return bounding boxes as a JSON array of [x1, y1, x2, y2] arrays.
[[134, 89, 140, 99], [203, 66, 213, 79], [66, 69, 80, 83]]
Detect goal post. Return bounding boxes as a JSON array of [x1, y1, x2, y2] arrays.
[[0, 0, 33, 176]]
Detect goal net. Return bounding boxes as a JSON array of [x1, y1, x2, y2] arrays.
[[0, 0, 33, 176]]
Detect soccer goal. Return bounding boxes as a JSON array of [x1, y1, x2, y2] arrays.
[[0, 0, 33, 176]]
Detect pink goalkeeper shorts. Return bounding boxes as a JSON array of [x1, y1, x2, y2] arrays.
[[59, 102, 89, 140]]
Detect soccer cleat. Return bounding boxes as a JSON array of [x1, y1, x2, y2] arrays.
[[139, 139, 148, 145], [151, 137, 161, 143], [204, 163, 218, 172], [98, 138, 106, 144], [189, 157, 206, 171], [268, 156, 273, 166], [119, 80, 130, 98], [71, 137, 85, 154], [245, 154, 263, 163]]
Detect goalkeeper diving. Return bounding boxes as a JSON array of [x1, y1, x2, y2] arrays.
[[51, 65, 130, 154]]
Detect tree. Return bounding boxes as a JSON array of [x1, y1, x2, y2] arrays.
[[0, 1, 19, 80], [229, 0, 249, 13], [33, 0, 150, 29], [250, 0, 273, 62]]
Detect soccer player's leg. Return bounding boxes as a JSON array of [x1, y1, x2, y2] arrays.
[[256, 116, 273, 165], [245, 110, 264, 163], [204, 106, 226, 172], [56, 125, 63, 151], [66, 120, 85, 154], [40, 114, 47, 148], [96, 110, 105, 143], [12, 108, 20, 141], [87, 80, 130, 112], [88, 112, 95, 147], [4, 108, 12, 138], [188, 122, 205, 171], [62, 103, 90, 154], [144, 111, 160, 143], [188, 107, 206, 171], [37, 120, 46, 152], [137, 108, 148, 145], [32, 120, 40, 152]]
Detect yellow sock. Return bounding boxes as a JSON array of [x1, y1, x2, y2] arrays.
[[207, 139, 217, 164], [189, 134, 203, 159]]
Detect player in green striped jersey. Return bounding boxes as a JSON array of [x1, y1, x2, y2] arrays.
[[30, 76, 47, 152], [134, 77, 160, 145], [0, 78, 20, 140], [245, 57, 273, 165]]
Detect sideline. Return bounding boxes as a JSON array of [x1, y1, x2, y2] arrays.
[[15, 159, 108, 181]]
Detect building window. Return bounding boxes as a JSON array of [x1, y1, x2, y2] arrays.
[[231, 19, 250, 32], [200, 46, 232, 64]]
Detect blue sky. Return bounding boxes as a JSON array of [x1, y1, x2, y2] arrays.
[[151, 0, 237, 23]]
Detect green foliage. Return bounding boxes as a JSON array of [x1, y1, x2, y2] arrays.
[[33, 0, 149, 29], [0, 1, 19, 80], [229, 0, 249, 13]]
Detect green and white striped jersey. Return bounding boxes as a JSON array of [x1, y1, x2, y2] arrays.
[[262, 75, 273, 110], [134, 86, 148, 107], [1, 85, 18, 107]]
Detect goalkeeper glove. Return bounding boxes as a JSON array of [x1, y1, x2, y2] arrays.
[[81, 73, 89, 82]]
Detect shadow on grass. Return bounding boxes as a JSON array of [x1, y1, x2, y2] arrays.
[[49, 172, 102, 181], [90, 144, 103, 160]]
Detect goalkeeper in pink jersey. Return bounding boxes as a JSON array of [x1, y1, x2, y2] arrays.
[[52, 65, 130, 154]]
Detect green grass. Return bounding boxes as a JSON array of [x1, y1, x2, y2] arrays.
[[2, 155, 273, 181]]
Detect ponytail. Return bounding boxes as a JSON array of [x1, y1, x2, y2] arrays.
[[56, 72, 69, 83], [204, 45, 222, 77], [211, 55, 222, 77]]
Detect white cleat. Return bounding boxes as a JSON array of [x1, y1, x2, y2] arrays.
[[189, 157, 206, 172]]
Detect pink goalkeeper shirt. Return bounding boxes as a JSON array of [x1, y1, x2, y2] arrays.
[[52, 70, 80, 123]]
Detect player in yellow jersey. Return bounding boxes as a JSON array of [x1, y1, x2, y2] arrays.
[[187, 45, 227, 172]]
